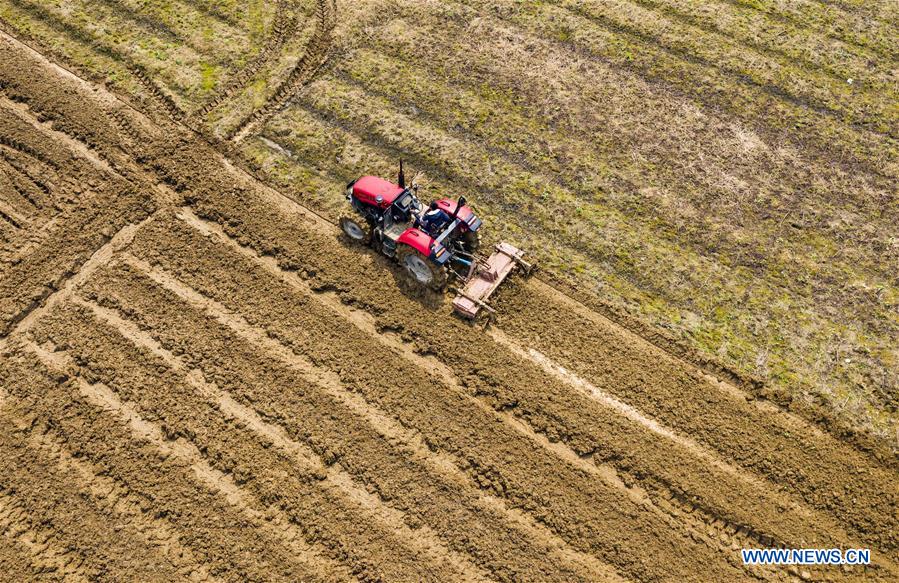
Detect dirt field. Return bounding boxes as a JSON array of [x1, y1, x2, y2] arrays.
[[0, 1, 897, 582]]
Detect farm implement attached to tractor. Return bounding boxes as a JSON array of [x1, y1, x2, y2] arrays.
[[340, 162, 533, 320]]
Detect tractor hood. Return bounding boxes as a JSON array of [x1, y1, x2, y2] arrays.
[[353, 176, 405, 208]]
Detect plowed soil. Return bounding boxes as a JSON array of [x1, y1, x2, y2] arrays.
[[0, 24, 896, 583]]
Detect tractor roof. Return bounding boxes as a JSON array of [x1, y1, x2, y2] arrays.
[[353, 175, 405, 206]]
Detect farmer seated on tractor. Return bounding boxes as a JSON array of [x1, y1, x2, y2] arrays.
[[420, 202, 451, 236]]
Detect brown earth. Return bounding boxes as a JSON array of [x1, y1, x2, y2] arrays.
[[0, 23, 896, 583]]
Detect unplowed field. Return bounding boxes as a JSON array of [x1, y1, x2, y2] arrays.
[[0, 5, 896, 583]]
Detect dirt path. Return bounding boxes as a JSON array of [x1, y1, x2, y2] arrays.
[[0, 24, 895, 583]]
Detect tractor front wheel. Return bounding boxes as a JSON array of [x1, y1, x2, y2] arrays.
[[339, 208, 372, 245], [397, 245, 447, 291]]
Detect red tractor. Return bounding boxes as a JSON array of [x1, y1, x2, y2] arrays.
[[340, 162, 533, 319]]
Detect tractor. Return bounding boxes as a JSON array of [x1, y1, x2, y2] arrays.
[[339, 162, 533, 319]]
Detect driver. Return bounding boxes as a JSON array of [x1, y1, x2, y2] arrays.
[[420, 202, 451, 236]]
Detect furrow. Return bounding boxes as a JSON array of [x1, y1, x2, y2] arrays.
[[167, 209, 644, 485], [128, 211, 757, 582], [1, 349, 340, 582], [0, 159, 46, 213], [0, 400, 216, 583], [21, 425, 218, 582], [75, 294, 493, 583], [488, 327, 799, 501], [162, 211, 822, 580], [24, 340, 355, 582], [0, 93, 122, 179], [30, 299, 506, 582], [116, 252, 620, 583], [0, 492, 91, 583], [495, 277, 899, 554], [527, 278, 837, 443]]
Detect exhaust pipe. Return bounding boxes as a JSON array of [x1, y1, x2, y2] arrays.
[[398, 159, 406, 189], [452, 196, 466, 221]]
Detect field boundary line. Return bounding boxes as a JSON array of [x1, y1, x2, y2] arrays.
[[121, 249, 627, 583], [74, 293, 492, 583], [23, 340, 354, 582]]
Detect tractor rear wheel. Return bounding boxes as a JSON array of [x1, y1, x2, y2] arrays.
[[397, 245, 447, 291], [339, 207, 372, 245]]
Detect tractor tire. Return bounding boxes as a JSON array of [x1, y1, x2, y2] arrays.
[[397, 245, 447, 291], [460, 229, 480, 253], [339, 207, 373, 245]]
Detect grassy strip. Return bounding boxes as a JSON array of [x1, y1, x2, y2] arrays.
[[634, 0, 896, 91], [720, 0, 898, 59], [450, 0, 896, 175], [541, 0, 896, 136]]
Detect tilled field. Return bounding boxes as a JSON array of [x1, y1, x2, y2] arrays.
[[0, 23, 897, 583]]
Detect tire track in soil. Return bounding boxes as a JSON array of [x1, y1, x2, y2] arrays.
[[0, 157, 53, 210], [163, 209, 878, 581], [131, 211, 774, 582], [74, 294, 493, 583], [228, 0, 336, 142], [111, 252, 625, 583], [0, 159, 48, 213], [24, 341, 356, 583], [192, 0, 306, 121]]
